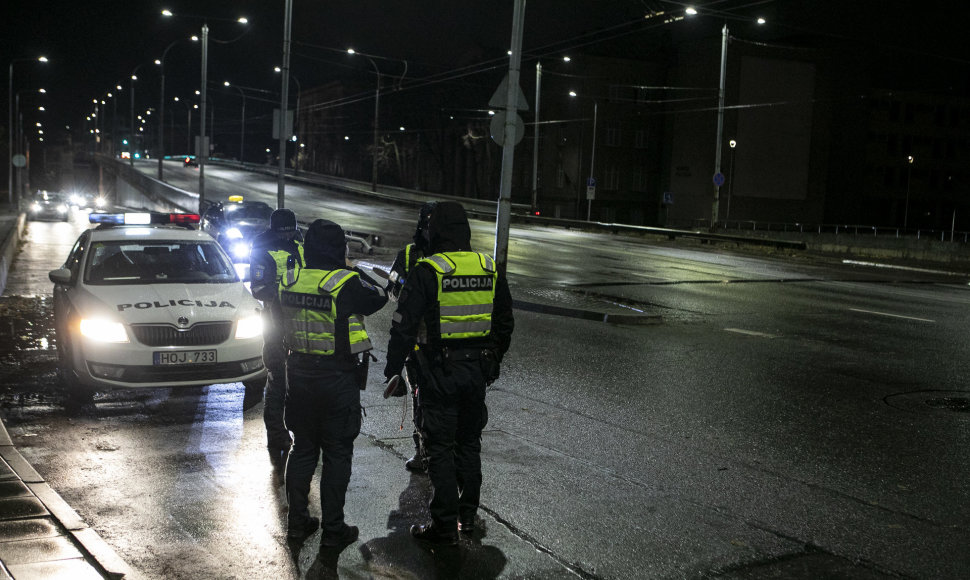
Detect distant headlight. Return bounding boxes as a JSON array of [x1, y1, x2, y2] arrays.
[[95, 197, 106, 208], [30, 202, 41, 212], [70, 195, 82, 205], [234, 315, 262, 339], [231, 242, 251, 260], [79, 319, 129, 343], [226, 227, 243, 239], [57, 204, 69, 213]]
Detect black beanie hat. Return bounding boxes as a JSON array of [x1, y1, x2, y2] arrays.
[[303, 219, 347, 269], [270, 208, 297, 232]]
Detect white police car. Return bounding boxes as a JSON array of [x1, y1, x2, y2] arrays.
[[49, 212, 266, 399]]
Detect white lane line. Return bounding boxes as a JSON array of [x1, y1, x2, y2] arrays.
[[848, 308, 935, 323], [842, 259, 966, 277], [724, 328, 778, 339]]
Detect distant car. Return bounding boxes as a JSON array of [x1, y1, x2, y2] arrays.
[[48, 212, 266, 401], [183, 156, 198, 167], [68, 192, 107, 211], [27, 191, 71, 221], [201, 196, 275, 277]]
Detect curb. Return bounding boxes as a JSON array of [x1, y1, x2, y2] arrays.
[[0, 418, 139, 580]]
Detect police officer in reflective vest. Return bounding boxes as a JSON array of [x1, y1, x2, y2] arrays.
[[250, 208, 305, 468], [279, 219, 388, 547], [384, 201, 514, 545], [387, 201, 436, 473]]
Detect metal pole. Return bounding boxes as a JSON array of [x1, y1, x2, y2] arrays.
[[158, 69, 165, 179], [587, 101, 597, 221], [277, 0, 292, 209], [293, 75, 300, 175], [531, 61, 541, 214], [726, 141, 736, 221], [240, 90, 246, 163], [187, 106, 191, 154], [7, 62, 12, 207], [904, 156, 913, 229], [129, 71, 136, 167], [199, 22, 209, 212], [710, 24, 728, 231], [494, 0, 526, 274], [371, 61, 380, 192]]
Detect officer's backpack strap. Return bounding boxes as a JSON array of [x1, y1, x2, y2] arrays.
[[318, 268, 357, 294], [423, 254, 456, 274]]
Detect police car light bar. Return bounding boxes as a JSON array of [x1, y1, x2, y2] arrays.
[[89, 212, 201, 225]]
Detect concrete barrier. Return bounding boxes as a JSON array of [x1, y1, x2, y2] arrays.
[[0, 213, 26, 297]]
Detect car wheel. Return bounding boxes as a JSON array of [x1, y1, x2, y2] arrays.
[[55, 323, 94, 403]]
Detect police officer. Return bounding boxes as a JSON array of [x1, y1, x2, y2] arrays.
[[384, 201, 513, 545], [250, 208, 304, 469], [280, 219, 388, 547], [386, 201, 436, 473]]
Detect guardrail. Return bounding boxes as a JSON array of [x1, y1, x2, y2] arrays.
[[691, 219, 970, 244]]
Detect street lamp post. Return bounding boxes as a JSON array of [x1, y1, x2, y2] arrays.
[[162, 9, 248, 212], [904, 155, 914, 229], [8, 55, 47, 209], [129, 63, 149, 167], [277, 0, 293, 209], [711, 23, 728, 231], [726, 139, 737, 221], [224, 81, 246, 163], [14, 88, 46, 201], [273, 67, 301, 174], [531, 61, 541, 214], [158, 37, 194, 180]]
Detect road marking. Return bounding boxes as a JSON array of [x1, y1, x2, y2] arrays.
[[848, 308, 935, 323], [724, 328, 778, 339], [842, 259, 965, 277]]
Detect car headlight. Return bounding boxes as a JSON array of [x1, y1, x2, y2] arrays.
[[30, 203, 41, 212], [57, 204, 69, 213], [231, 242, 251, 260], [79, 319, 129, 343], [234, 315, 262, 340], [95, 197, 106, 208], [226, 227, 243, 239]]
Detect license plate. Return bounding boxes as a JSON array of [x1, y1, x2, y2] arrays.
[[153, 350, 217, 365]]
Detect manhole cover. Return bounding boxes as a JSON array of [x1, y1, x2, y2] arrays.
[[885, 390, 970, 417]]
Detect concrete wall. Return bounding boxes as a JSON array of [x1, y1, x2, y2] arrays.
[[0, 213, 27, 297]]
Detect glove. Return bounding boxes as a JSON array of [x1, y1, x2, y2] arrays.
[[382, 375, 407, 399]]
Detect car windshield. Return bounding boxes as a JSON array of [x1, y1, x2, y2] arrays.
[[84, 240, 238, 285], [225, 204, 272, 222], [35, 192, 66, 203]]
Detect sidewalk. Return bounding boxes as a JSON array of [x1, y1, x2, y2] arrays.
[[0, 206, 136, 579]]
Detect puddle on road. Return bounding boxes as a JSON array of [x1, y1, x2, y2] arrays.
[[0, 296, 64, 414]]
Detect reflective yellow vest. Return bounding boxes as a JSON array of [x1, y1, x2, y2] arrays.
[[268, 243, 305, 281], [279, 267, 372, 355], [419, 251, 497, 340]]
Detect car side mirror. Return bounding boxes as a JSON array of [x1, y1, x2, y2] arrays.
[[48, 268, 73, 285]]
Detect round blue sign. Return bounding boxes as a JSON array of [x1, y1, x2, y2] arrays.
[[713, 172, 726, 187]]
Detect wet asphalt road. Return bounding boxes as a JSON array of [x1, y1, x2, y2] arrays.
[[1, 174, 969, 579]]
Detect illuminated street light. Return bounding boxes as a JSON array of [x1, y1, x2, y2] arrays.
[[8, 55, 49, 207]]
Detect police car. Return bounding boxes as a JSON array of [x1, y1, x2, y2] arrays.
[[48, 212, 266, 399], [201, 195, 274, 278]]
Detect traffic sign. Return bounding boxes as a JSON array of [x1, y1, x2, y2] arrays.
[[489, 74, 530, 111], [489, 111, 525, 147], [586, 185, 596, 200], [587, 177, 596, 187], [663, 191, 673, 205], [12, 154, 26, 168], [713, 172, 725, 187]]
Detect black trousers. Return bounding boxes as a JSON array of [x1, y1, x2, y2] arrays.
[[406, 358, 425, 457], [419, 357, 489, 530], [284, 357, 361, 532], [263, 338, 290, 450]]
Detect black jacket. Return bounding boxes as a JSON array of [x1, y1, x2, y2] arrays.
[[384, 202, 513, 377]]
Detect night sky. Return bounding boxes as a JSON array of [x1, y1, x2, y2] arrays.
[[4, 0, 969, 147]]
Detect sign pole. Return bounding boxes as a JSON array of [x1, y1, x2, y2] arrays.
[[493, 0, 526, 275]]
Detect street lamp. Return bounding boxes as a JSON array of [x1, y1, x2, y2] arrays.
[[347, 48, 408, 193], [568, 90, 598, 221], [531, 55, 572, 215], [158, 36, 196, 180], [162, 9, 249, 212], [129, 63, 150, 167], [904, 155, 914, 229], [8, 55, 47, 208], [224, 81, 247, 163], [273, 66, 301, 174], [14, 88, 47, 201], [726, 139, 737, 221]]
